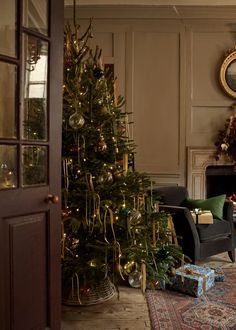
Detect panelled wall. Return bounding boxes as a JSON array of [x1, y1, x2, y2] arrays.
[[64, 5, 236, 188]]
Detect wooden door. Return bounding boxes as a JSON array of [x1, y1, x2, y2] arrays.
[[0, 0, 64, 329]]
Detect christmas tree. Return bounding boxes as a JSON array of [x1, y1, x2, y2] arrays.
[[61, 21, 183, 303]]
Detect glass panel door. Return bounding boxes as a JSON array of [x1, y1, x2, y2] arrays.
[[22, 34, 48, 141], [0, 145, 17, 189], [0, 62, 17, 138], [0, 1, 18, 190], [21, 0, 49, 187], [0, 1, 16, 57], [0, 0, 63, 328], [0, 0, 50, 190], [22, 145, 47, 186], [23, 0, 48, 35]]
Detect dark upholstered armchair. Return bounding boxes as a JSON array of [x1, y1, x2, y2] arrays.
[[153, 186, 235, 264]]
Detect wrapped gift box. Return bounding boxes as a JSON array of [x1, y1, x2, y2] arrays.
[[170, 263, 215, 297], [191, 210, 213, 224], [212, 267, 225, 282]]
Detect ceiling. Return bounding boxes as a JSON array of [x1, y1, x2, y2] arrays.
[[64, 0, 236, 5]]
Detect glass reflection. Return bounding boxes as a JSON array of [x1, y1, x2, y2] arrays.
[[226, 60, 236, 92], [0, 0, 16, 57], [0, 145, 17, 190], [22, 34, 48, 140], [23, 0, 48, 35], [0, 62, 16, 138], [22, 145, 47, 186]]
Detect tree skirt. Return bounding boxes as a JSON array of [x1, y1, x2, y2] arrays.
[[146, 268, 236, 330]]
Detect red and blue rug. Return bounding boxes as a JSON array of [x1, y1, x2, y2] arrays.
[[146, 268, 236, 330]]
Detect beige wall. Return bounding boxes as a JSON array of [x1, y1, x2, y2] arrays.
[[64, 5, 236, 187]]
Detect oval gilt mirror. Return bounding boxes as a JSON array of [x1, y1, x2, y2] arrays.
[[219, 48, 236, 99]]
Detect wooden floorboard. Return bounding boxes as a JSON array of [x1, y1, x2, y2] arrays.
[[61, 286, 151, 330]]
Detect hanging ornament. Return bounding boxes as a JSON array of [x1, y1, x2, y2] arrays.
[[123, 260, 135, 275], [93, 67, 104, 79], [98, 171, 113, 184], [119, 207, 130, 217], [69, 111, 85, 129], [61, 208, 72, 219], [117, 124, 126, 135], [71, 238, 80, 250], [96, 134, 107, 153], [71, 165, 82, 180], [98, 105, 109, 115], [113, 169, 123, 180], [128, 270, 142, 288], [64, 56, 73, 68], [69, 144, 79, 154], [128, 153, 134, 170], [128, 209, 142, 226]]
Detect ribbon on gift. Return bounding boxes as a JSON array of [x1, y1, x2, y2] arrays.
[[193, 208, 201, 224], [191, 209, 213, 225], [180, 266, 207, 293]]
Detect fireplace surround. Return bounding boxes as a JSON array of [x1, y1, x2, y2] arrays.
[[187, 147, 234, 199]]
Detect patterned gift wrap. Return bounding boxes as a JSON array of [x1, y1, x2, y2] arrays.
[[170, 263, 215, 297], [212, 267, 225, 282]]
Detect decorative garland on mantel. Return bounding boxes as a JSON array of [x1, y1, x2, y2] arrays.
[[214, 112, 236, 168]]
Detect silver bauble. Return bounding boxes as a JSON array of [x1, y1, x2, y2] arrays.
[[69, 112, 85, 129], [128, 270, 142, 288]]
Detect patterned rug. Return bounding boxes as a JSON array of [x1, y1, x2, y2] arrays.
[[146, 268, 236, 330]]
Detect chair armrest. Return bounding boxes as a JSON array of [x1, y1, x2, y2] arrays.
[[159, 205, 201, 263], [223, 201, 235, 232]]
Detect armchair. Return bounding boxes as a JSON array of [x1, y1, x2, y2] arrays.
[[153, 186, 235, 264]]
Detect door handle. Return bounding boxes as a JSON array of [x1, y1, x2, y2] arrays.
[[46, 194, 59, 204]]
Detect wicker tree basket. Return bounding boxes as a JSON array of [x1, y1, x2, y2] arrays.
[[62, 273, 116, 306]]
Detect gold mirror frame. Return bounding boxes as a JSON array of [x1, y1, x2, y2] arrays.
[[219, 49, 236, 99]]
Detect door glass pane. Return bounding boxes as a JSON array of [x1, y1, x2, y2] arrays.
[[22, 145, 47, 186], [0, 145, 17, 190], [0, 62, 17, 138], [0, 0, 16, 57], [23, 0, 48, 35], [22, 34, 48, 141]]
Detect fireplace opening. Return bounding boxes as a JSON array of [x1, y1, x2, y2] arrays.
[[206, 165, 236, 198]]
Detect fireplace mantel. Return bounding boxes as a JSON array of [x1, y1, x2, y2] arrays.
[[187, 147, 233, 199]]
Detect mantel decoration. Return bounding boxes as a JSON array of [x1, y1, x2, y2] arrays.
[[61, 9, 183, 306], [214, 113, 236, 168]]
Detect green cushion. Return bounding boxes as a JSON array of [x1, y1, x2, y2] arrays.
[[184, 194, 226, 220]]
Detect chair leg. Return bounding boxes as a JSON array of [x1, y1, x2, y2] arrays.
[[228, 250, 235, 262]]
